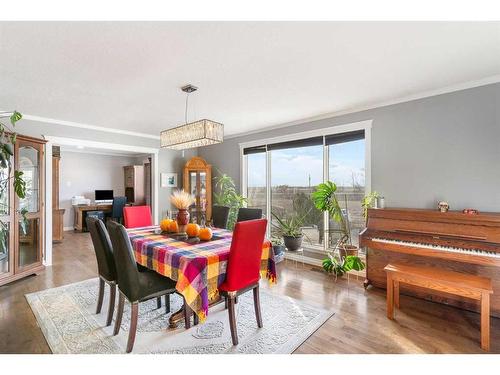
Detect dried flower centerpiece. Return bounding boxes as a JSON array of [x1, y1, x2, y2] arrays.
[[170, 189, 195, 233]]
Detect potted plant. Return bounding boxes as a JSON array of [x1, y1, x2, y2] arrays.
[[270, 236, 285, 256], [311, 181, 365, 277], [213, 170, 247, 230], [361, 191, 380, 225], [271, 211, 309, 251]]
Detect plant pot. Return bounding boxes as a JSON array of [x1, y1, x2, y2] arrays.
[[176, 209, 190, 234], [339, 244, 358, 259], [283, 235, 303, 251], [272, 245, 285, 256]]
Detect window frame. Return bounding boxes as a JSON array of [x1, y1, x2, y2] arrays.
[[240, 119, 372, 248]]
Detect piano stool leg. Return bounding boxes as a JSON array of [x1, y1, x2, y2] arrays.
[[480, 292, 490, 351], [394, 280, 400, 309], [386, 274, 394, 320]]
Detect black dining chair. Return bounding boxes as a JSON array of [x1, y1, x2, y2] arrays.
[[107, 196, 127, 224], [236, 207, 263, 222], [211, 205, 230, 229], [86, 217, 118, 327], [107, 221, 177, 353]]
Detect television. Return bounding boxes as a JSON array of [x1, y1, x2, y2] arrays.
[[95, 190, 113, 201]]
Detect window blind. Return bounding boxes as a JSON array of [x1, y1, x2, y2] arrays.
[[243, 145, 267, 155], [325, 130, 364, 145], [266, 136, 323, 151]]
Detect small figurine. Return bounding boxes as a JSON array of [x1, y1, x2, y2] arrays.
[[463, 208, 479, 215], [438, 201, 449, 212]]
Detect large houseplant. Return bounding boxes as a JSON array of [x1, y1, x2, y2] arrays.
[[213, 170, 246, 230], [311, 181, 365, 277], [0, 111, 27, 258]]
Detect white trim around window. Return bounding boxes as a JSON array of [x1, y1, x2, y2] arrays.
[[239, 119, 373, 249]]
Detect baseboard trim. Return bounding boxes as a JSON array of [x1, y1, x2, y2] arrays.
[[63, 226, 74, 231]]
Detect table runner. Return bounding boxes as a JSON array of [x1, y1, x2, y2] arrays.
[[127, 226, 276, 321]]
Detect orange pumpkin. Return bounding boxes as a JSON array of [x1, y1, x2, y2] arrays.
[[160, 219, 172, 232], [186, 223, 200, 238], [199, 227, 213, 241], [168, 220, 179, 233]]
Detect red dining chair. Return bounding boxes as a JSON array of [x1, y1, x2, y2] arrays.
[[123, 205, 152, 228], [219, 218, 268, 345]]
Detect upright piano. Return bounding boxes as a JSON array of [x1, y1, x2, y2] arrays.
[[360, 208, 500, 317]]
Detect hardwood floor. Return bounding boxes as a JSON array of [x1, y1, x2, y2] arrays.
[[0, 230, 499, 354]]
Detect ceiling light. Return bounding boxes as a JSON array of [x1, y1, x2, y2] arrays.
[[160, 84, 224, 150]]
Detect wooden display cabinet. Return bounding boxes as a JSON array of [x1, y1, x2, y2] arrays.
[[183, 157, 212, 224], [0, 134, 46, 286]]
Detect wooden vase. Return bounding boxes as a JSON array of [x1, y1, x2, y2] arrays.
[[176, 209, 190, 234]]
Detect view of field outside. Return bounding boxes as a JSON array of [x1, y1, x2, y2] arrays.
[[246, 139, 365, 252]]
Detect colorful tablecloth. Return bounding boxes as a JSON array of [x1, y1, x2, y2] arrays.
[[127, 226, 276, 321]]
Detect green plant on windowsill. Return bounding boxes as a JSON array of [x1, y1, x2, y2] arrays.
[[311, 181, 365, 278]]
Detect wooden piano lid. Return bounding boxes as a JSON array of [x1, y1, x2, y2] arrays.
[[367, 207, 500, 227]]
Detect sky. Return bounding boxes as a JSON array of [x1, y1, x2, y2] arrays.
[[247, 140, 365, 187]]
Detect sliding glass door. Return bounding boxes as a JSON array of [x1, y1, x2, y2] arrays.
[[243, 124, 369, 257], [270, 141, 324, 248], [328, 135, 365, 248]]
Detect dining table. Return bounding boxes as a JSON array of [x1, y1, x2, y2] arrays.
[[126, 225, 277, 327]]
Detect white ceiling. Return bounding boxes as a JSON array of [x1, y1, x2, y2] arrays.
[[1, 22, 499, 138]]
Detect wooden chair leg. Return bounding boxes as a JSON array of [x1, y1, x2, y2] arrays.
[[193, 313, 199, 325], [386, 274, 394, 320], [481, 292, 490, 351], [234, 296, 238, 304], [126, 302, 139, 353], [394, 280, 400, 309], [227, 297, 238, 345], [106, 283, 116, 326], [165, 294, 170, 314], [156, 296, 162, 309], [253, 285, 263, 328], [96, 278, 105, 314], [224, 297, 228, 309], [113, 293, 125, 336], [184, 303, 191, 329]]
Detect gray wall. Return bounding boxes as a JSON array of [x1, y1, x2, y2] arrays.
[[199, 83, 500, 212], [157, 148, 197, 219], [59, 151, 138, 228]]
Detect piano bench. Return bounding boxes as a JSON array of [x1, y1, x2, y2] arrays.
[[384, 263, 493, 351]]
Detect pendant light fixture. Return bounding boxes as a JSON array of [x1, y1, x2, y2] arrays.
[[160, 84, 224, 150]]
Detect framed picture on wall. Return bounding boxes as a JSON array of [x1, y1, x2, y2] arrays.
[[161, 172, 178, 188]]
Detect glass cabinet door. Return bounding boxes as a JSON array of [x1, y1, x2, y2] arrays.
[[0, 159, 13, 279], [183, 157, 212, 225], [15, 140, 44, 271]]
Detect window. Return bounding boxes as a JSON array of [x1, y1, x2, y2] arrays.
[[270, 143, 324, 248], [242, 121, 370, 258], [328, 137, 365, 248], [246, 151, 267, 216]]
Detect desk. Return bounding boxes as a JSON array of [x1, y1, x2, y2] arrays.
[[73, 205, 112, 232], [127, 226, 276, 326]]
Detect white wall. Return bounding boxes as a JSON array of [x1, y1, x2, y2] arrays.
[[59, 151, 138, 228]]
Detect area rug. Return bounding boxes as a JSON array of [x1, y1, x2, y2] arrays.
[[26, 278, 333, 354]]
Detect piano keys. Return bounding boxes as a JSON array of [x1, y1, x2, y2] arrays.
[[360, 208, 500, 317]]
